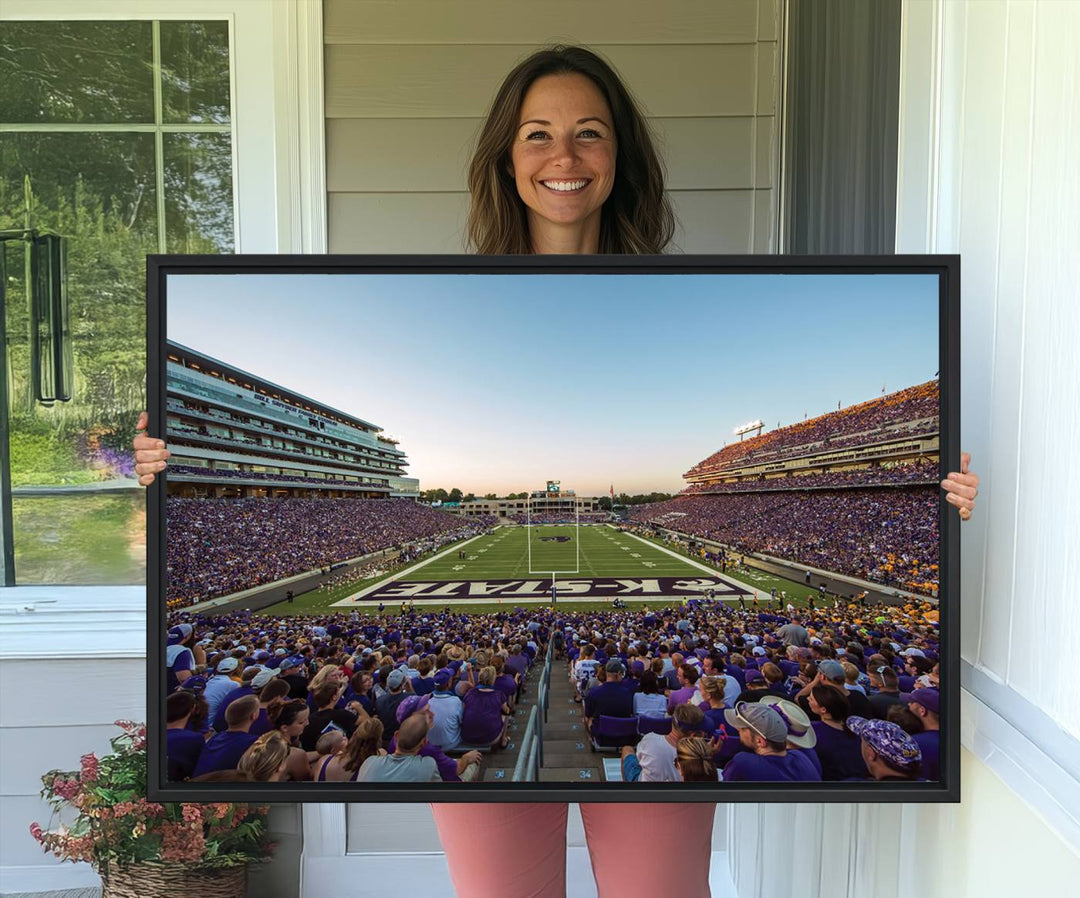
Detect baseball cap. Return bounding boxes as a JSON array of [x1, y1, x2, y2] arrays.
[[630, 660, 645, 674], [216, 657, 240, 674], [758, 697, 817, 749], [167, 623, 193, 644], [395, 694, 432, 724], [251, 668, 279, 689], [723, 702, 788, 744], [751, 646, 767, 656], [387, 668, 408, 690], [604, 659, 625, 674], [817, 659, 845, 682], [179, 675, 206, 693], [433, 668, 454, 689], [279, 656, 304, 672], [744, 668, 766, 684], [847, 716, 922, 770], [901, 648, 927, 658], [900, 688, 940, 715]]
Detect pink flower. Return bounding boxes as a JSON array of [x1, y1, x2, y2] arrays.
[[160, 822, 206, 863], [29, 822, 44, 843], [181, 805, 202, 824], [80, 753, 100, 782], [52, 778, 80, 801]]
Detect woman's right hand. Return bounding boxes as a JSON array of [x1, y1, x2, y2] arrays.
[[133, 411, 170, 486]]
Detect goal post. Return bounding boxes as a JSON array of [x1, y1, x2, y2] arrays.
[[526, 502, 581, 580]]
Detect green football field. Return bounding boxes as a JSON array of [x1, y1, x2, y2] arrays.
[[401, 524, 706, 581], [254, 525, 819, 616]]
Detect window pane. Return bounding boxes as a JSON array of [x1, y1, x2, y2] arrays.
[[164, 133, 235, 253], [1, 19, 235, 586], [13, 494, 146, 585], [2, 132, 156, 585], [160, 21, 232, 124], [0, 21, 154, 124]]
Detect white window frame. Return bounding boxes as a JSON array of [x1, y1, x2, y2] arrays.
[[0, 0, 327, 662]]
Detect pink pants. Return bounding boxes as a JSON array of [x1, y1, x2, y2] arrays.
[[431, 802, 716, 898]]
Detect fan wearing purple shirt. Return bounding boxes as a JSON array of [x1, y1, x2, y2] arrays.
[[868, 665, 906, 719], [192, 694, 260, 778], [903, 688, 940, 780], [666, 663, 700, 713], [504, 644, 528, 679], [794, 659, 874, 722], [411, 656, 436, 696], [733, 668, 772, 705], [758, 696, 823, 780], [389, 695, 483, 783], [846, 717, 924, 781], [695, 676, 729, 737], [584, 660, 635, 736], [491, 655, 519, 709], [721, 702, 822, 782], [806, 685, 869, 780], [460, 666, 511, 749], [166, 691, 205, 781]]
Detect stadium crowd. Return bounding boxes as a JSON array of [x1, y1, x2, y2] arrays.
[[165, 597, 940, 785], [680, 458, 939, 495], [165, 605, 546, 783], [166, 498, 494, 607], [627, 487, 938, 593], [685, 381, 939, 478]]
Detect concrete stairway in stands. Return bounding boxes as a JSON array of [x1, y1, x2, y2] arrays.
[[536, 656, 608, 783]]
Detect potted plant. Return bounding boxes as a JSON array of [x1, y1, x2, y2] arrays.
[[30, 720, 273, 898]]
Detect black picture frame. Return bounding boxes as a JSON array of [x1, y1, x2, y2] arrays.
[[147, 253, 960, 803]]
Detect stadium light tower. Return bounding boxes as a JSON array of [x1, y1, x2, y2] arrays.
[[733, 420, 764, 441]]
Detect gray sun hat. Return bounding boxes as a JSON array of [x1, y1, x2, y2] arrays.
[[722, 701, 788, 744]]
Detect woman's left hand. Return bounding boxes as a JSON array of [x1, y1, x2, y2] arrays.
[[941, 452, 980, 520]]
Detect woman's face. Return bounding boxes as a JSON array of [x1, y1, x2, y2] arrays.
[[509, 73, 616, 238], [285, 709, 309, 740]]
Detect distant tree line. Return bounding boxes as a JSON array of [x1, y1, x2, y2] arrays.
[[420, 488, 674, 508]]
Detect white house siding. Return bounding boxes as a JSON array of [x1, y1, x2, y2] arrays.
[[324, 0, 782, 254]]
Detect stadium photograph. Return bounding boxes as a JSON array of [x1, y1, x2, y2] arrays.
[[155, 264, 949, 796]]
